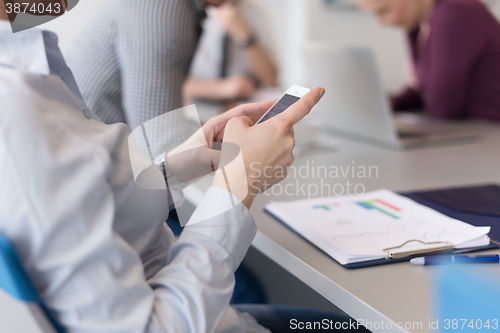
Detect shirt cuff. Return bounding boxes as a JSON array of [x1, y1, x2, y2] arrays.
[[184, 187, 257, 270]]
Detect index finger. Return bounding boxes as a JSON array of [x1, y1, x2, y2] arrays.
[[272, 87, 325, 129]]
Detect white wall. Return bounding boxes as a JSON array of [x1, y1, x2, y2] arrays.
[[489, 0, 500, 17], [239, 0, 307, 87], [38, 0, 103, 53], [308, 1, 408, 93]]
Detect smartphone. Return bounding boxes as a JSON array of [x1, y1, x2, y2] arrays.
[[255, 85, 311, 124]]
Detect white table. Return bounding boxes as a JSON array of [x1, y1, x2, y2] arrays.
[[183, 119, 500, 333]]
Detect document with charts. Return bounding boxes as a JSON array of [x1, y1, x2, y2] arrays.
[[265, 189, 491, 265]]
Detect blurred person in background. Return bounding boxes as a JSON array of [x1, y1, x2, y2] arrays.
[[183, 0, 278, 105], [356, 0, 500, 122]]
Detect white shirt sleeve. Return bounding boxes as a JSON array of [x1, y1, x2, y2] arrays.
[[0, 72, 257, 333], [148, 187, 257, 332]]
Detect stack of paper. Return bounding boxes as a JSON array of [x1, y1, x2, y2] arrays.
[[265, 189, 490, 265]]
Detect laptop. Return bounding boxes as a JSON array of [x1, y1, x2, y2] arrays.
[[303, 43, 478, 150]]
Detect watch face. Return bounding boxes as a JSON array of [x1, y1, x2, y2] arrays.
[[154, 154, 166, 165]]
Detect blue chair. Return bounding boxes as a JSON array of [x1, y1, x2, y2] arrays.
[[434, 265, 500, 332], [0, 234, 66, 333]]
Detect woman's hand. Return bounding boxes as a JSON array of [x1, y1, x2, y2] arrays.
[[213, 87, 325, 208], [166, 87, 325, 209], [220, 75, 257, 100], [165, 99, 275, 183], [215, 2, 252, 43]]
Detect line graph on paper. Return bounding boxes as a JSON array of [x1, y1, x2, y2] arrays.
[[268, 189, 490, 259]]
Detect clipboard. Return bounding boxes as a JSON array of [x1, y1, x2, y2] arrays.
[[382, 240, 454, 259], [265, 185, 500, 269]]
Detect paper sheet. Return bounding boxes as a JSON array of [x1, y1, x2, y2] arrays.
[[266, 189, 490, 264]]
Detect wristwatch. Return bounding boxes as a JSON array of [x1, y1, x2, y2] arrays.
[[154, 153, 167, 180], [154, 153, 182, 186]]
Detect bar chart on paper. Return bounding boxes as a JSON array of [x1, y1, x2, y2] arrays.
[[266, 189, 491, 265], [315, 198, 401, 219]]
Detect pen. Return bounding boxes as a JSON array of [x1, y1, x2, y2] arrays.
[[410, 254, 500, 265]]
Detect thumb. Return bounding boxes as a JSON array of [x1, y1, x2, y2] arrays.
[[225, 116, 253, 134], [222, 116, 252, 145]]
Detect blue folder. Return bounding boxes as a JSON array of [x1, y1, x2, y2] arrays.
[[266, 184, 500, 269]]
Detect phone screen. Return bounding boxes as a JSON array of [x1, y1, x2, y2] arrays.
[[257, 94, 300, 124]]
